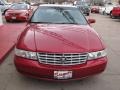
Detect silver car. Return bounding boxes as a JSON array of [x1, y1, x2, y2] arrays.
[[0, 0, 11, 14]]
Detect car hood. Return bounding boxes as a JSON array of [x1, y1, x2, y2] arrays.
[[30, 24, 104, 53]]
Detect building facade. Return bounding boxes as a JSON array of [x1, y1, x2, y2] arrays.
[[7, 0, 44, 3], [6, 0, 119, 4], [7, 0, 21, 3]]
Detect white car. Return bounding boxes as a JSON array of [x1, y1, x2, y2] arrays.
[[104, 5, 114, 15], [104, 3, 117, 15], [99, 6, 106, 14]]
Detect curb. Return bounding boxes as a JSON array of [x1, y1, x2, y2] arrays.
[[0, 44, 15, 64]]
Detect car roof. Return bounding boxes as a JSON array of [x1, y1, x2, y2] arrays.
[[12, 3, 30, 6], [39, 4, 77, 8]]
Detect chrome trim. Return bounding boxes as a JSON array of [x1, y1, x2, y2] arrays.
[[37, 52, 88, 65]]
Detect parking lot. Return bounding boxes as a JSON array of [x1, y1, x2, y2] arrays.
[[0, 14, 120, 90]]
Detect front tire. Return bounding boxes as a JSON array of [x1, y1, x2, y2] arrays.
[[86, 13, 90, 16], [103, 11, 105, 15], [110, 11, 115, 19], [6, 19, 10, 22]]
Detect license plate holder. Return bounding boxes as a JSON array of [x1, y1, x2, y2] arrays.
[[54, 71, 72, 80], [12, 17, 16, 19]]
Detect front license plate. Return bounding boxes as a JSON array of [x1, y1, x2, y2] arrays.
[[12, 17, 16, 19], [54, 71, 72, 80]]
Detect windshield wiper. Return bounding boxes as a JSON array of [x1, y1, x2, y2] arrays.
[[57, 22, 79, 25], [30, 22, 79, 25], [31, 22, 55, 24], [62, 11, 78, 24]]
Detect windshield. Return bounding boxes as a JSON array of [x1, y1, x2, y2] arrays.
[[10, 4, 28, 10], [30, 6, 87, 25]]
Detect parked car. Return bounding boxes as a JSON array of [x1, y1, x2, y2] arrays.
[[14, 4, 107, 81], [74, 1, 90, 16], [110, 5, 120, 18], [0, 0, 11, 14], [91, 6, 100, 13], [104, 3, 116, 15], [5, 3, 33, 22], [62, 2, 73, 5], [99, 6, 106, 14]]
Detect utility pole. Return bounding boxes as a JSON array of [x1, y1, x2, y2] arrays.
[[90, 0, 94, 5]]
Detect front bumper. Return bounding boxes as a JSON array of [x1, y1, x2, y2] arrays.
[[5, 15, 28, 21], [91, 9, 99, 13], [112, 11, 120, 17], [14, 56, 107, 81]]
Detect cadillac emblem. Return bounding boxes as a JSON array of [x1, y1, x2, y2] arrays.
[[60, 57, 67, 64]]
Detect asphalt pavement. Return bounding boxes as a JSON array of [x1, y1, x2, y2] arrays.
[[0, 14, 120, 90]]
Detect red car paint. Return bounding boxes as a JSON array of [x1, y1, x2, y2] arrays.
[[91, 6, 99, 13], [14, 5, 107, 81], [17, 24, 105, 52], [112, 6, 120, 18], [15, 56, 107, 81], [5, 4, 33, 22], [15, 24, 107, 80]]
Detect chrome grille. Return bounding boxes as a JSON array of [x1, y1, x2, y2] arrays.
[[37, 52, 88, 65]]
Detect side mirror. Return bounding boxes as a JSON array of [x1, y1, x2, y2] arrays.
[[88, 19, 96, 24]]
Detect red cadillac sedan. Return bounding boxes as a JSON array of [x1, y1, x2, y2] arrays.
[[5, 3, 33, 22], [14, 4, 107, 81]]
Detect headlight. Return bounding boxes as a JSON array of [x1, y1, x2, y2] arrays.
[[15, 48, 37, 60], [5, 12, 9, 16], [88, 50, 107, 60]]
